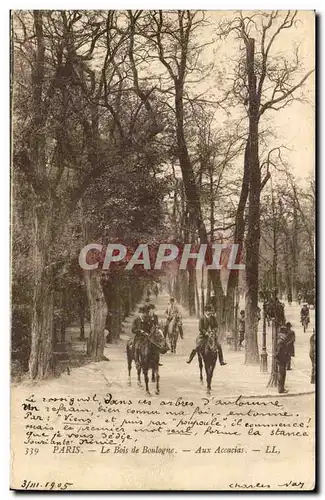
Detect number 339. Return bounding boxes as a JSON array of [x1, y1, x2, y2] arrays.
[[25, 448, 39, 455]]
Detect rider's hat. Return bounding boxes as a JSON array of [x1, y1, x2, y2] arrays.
[[285, 321, 292, 328], [205, 304, 213, 312], [279, 326, 288, 333]]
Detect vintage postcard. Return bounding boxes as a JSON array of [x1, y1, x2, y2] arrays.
[[11, 10, 315, 491]]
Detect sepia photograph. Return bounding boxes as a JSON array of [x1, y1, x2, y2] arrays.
[[10, 9, 315, 491]]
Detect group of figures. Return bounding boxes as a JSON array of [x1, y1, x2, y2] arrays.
[[126, 285, 315, 396], [269, 299, 314, 393], [126, 289, 229, 395], [126, 292, 184, 395]]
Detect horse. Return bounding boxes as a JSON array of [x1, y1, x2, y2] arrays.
[[126, 326, 169, 395], [197, 329, 219, 395], [166, 315, 179, 353]]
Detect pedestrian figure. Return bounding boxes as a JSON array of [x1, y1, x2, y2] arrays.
[[300, 303, 310, 332], [186, 304, 226, 366], [238, 310, 245, 347], [285, 321, 295, 370], [206, 292, 218, 314], [275, 325, 290, 394], [274, 297, 286, 327], [310, 330, 315, 384]]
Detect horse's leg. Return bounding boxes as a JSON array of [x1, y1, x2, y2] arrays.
[[137, 367, 142, 387], [127, 350, 132, 386], [204, 361, 212, 395], [144, 369, 150, 396], [155, 365, 160, 395], [208, 359, 217, 394], [152, 369, 155, 382], [198, 354, 203, 384]]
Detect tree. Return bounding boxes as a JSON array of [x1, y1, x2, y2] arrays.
[[12, 10, 165, 376], [219, 10, 314, 363]]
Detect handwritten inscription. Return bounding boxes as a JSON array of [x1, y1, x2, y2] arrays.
[[21, 393, 310, 451], [16, 392, 312, 490]]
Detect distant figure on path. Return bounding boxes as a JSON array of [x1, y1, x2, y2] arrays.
[[165, 297, 183, 339], [300, 303, 310, 332], [275, 326, 290, 394]]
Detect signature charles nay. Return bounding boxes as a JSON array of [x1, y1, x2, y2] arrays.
[[229, 480, 305, 490]]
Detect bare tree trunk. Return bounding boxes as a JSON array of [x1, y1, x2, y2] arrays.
[[291, 204, 298, 299], [195, 272, 200, 318], [245, 38, 260, 364], [188, 265, 196, 316], [174, 82, 224, 316], [29, 204, 55, 378], [179, 269, 188, 307], [84, 270, 106, 360], [225, 140, 250, 334], [79, 284, 86, 340]]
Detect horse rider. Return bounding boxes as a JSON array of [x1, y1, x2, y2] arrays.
[[275, 325, 291, 394], [300, 303, 310, 327], [285, 321, 295, 371], [186, 304, 227, 365], [132, 305, 162, 365], [165, 297, 183, 339], [238, 310, 245, 347], [148, 302, 159, 326], [131, 305, 152, 342]]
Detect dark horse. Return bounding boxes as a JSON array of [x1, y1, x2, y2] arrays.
[[126, 326, 169, 395], [197, 329, 219, 395]]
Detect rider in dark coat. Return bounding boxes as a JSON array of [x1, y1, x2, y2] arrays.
[[186, 305, 226, 365], [148, 303, 159, 326], [131, 306, 152, 338]]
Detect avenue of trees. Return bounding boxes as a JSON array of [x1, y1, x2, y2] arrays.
[[12, 10, 314, 377]]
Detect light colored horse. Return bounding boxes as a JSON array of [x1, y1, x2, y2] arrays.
[[167, 316, 179, 353]]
